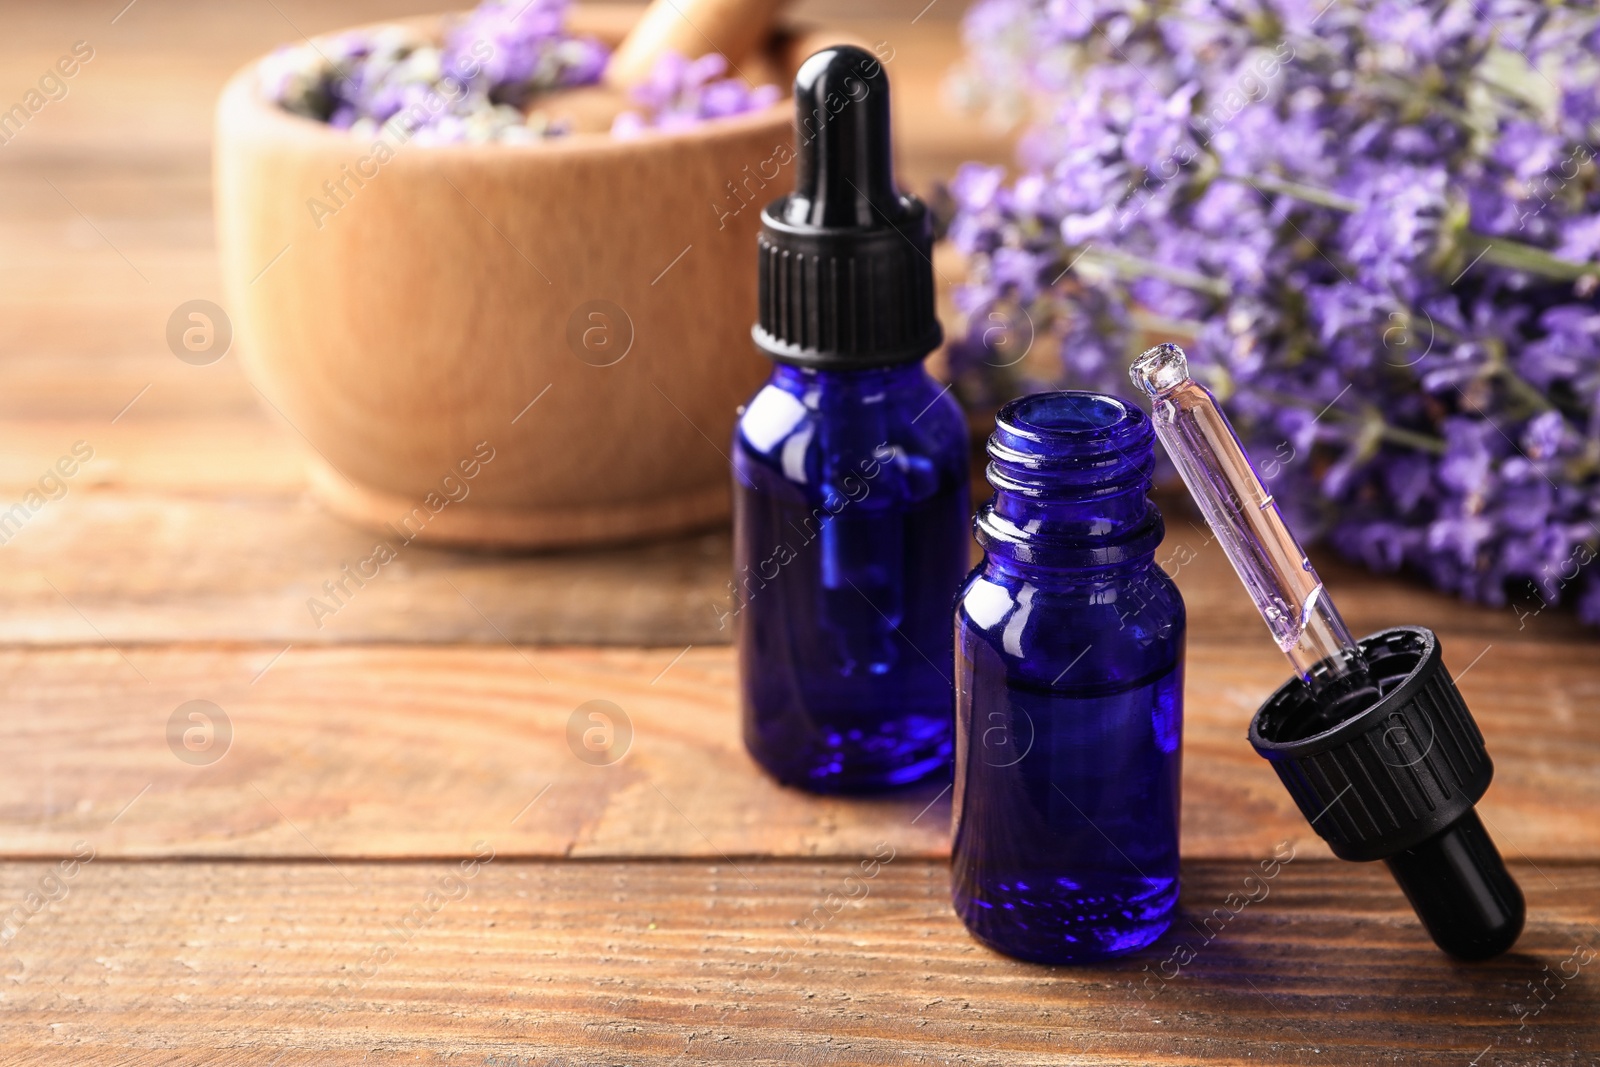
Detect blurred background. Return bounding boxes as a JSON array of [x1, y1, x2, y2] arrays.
[[0, 0, 1006, 646]]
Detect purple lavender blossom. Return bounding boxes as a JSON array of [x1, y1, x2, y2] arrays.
[[611, 52, 781, 138], [444, 0, 606, 106], [946, 0, 1600, 626], [259, 10, 587, 145], [259, 0, 775, 143]]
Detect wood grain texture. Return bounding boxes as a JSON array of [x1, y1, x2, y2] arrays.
[[0, 493, 734, 645], [0, 426, 1590, 646], [0, 859, 1595, 1065], [0, 639, 1591, 861]]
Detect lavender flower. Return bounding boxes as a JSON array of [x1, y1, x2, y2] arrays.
[[258, 0, 773, 143], [444, 0, 607, 107], [610, 52, 781, 138], [259, 4, 595, 145], [947, 0, 1600, 626]]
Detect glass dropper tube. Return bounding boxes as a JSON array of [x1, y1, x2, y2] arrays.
[[1130, 343, 1376, 708]]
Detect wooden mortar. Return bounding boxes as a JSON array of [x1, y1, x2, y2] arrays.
[[215, 7, 836, 549]]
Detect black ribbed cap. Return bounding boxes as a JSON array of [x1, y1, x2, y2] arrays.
[[1250, 625, 1524, 960], [1250, 626, 1491, 862], [752, 45, 941, 369]]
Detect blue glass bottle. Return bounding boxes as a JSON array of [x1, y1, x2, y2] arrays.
[[951, 391, 1185, 963], [734, 362, 969, 792], [733, 45, 969, 793]]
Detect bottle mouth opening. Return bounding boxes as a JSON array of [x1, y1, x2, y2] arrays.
[[1001, 392, 1141, 439], [986, 391, 1155, 498], [990, 391, 1153, 469]]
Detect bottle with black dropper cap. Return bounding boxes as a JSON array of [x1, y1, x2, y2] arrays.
[[732, 45, 970, 793]]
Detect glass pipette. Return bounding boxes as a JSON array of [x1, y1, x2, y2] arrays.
[[1129, 342, 1526, 959], [1129, 343, 1376, 710]]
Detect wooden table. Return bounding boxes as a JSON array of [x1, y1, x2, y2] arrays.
[[1, 2, 1596, 1064]]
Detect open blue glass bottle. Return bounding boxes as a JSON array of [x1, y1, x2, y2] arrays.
[[951, 391, 1184, 963], [732, 45, 970, 793]]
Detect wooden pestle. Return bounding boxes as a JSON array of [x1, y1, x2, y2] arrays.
[[604, 0, 789, 88], [535, 0, 790, 133]]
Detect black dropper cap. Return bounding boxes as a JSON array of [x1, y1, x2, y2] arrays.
[[1249, 626, 1525, 960], [752, 45, 941, 369]]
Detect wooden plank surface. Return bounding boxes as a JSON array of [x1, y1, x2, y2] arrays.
[[0, 457, 1589, 646], [0, 637, 1592, 861], [1, 859, 1595, 1065], [0, 490, 737, 645]]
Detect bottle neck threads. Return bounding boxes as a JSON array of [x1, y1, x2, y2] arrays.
[[977, 392, 1163, 570]]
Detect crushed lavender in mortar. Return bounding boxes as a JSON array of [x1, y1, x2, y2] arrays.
[[259, 0, 778, 142]]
